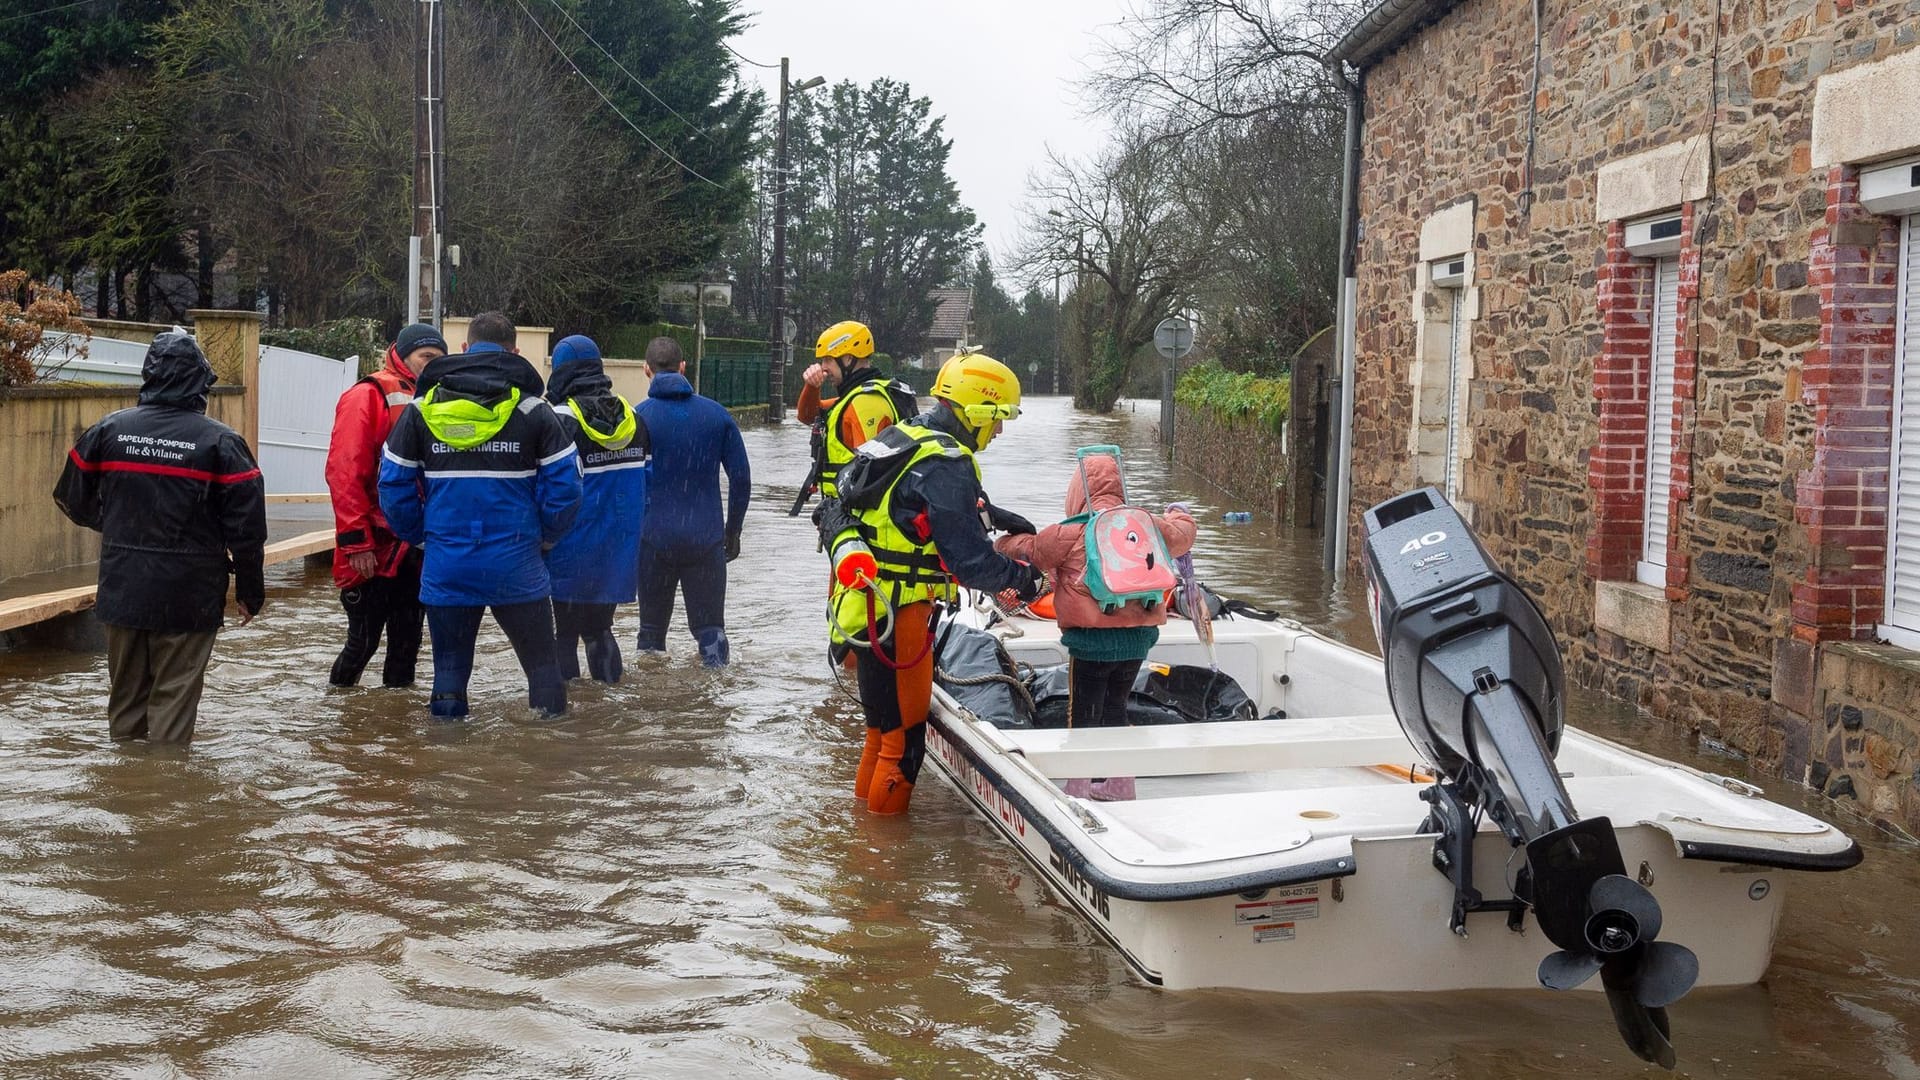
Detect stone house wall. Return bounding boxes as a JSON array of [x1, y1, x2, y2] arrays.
[[1345, 0, 1920, 834]]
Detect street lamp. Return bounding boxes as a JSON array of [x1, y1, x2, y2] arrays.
[[767, 63, 826, 422]]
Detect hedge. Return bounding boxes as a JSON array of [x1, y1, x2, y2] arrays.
[[1174, 361, 1291, 435]]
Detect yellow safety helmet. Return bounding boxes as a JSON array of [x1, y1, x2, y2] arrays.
[[815, 320, 875, 360], [932, 351, 1021, 448]]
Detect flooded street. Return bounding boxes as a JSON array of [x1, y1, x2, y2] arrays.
[[1, 396, 1916, 1079]]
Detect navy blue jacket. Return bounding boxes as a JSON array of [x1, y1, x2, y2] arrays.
[[636, 372, 749, 554], [379, 345, 582, 606], [545, 359, 649, 604]]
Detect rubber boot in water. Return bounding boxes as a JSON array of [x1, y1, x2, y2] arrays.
[[585, 632, 622, 684], [854, 726, 883, 800], [430, 692, 468, 720], [697, 629, 730, 668], [867, 728, 915, 815], [528, 667, 568, 718]]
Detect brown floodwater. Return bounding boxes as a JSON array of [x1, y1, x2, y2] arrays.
[[0, 396, 1914, 1079]]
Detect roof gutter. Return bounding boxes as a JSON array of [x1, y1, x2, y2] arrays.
[[1324, 0, 1463, 71]]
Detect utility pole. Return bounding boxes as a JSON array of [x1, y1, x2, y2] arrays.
[[766, 57, 791, 422], [411, 0, 446, 328]]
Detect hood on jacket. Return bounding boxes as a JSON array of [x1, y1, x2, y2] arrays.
[[647, 371, 693, 400], [413, 344, 547, 448], [1065, 449, 1126, 516], [549, 353, 635, 450], [138, 331, 217, 412]]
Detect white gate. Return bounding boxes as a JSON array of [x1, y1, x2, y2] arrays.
[[258, 345, 357, 496]]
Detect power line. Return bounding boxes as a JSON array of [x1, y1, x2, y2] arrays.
[[724, 41, 779, 70], [540, 0, 715, 146], [0, 0, 94, 26], [510, 0, 721, 189]]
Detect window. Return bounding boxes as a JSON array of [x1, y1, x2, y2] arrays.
[[1428, 256, 1469, 504], [1639, 255, 1680, 588], [1887, 212, 1920, 648]]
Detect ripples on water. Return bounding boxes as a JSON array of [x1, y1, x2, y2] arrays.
[[0, 398, 1915, 1078]]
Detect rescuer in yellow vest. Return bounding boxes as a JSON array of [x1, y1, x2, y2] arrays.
[[797, 320, 919, 504], [825, 351, 1044, 814]]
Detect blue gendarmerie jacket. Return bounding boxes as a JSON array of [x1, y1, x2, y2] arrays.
[[378, 344, 582, 607], [545, 356, 649, 604], [636, 371, 749, 554]]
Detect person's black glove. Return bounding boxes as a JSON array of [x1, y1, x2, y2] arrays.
[[1012, 562, 1046, 602], [987, 501, 1036, 536], [725, 531, 742, 562]]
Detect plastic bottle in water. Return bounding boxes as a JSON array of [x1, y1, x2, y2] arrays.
[[1223, 511, 1253, 525]]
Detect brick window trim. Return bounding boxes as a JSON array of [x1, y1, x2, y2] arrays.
[[1585, 202, 1700, 599], [1791, 164, 1901, 644]]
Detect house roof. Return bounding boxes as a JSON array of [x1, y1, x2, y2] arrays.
[[1324, 0, 1465, 70], [928, 287, 972, 343]]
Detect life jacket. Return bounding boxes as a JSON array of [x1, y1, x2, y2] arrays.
[[1064, 445, 1177, 613], [364, 363, 416, 416], [840, 421, 980, 609], [818, 377, 918, 498]]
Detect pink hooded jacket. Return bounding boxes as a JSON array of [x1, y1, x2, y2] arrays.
[[995, 453, 1197, 631]]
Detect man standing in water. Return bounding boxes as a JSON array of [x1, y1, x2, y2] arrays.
[[323, 322, 445, 688], [53, 330, 267, 746], [635, 337, 750, 667], [829, 352, 1043, 813], [379, 311, 582, 718]]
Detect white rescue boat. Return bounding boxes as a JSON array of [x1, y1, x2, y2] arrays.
[[920, 489, 1860, 1068]]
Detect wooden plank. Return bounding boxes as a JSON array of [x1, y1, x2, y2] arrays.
[[264, 528, 335, 565], [265, 492, 331, 504], [0, 586, 98, 633], [0, 529, 334, 633]]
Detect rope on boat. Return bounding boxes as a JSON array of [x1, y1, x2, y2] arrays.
[[935, 666, 1038, 717]]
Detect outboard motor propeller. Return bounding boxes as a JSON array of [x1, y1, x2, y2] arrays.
[[1361, 489, 1698, 1069]]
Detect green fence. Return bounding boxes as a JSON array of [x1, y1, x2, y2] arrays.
[[700, 350, 771, 409]]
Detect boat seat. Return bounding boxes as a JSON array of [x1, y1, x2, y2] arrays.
[[1081, 782, 1429, 866], [1002, 714, 1425, 779]]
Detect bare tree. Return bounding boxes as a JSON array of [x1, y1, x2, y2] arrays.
[[1091, 0, 1364, 141], [1015, 129, 1222, 412]]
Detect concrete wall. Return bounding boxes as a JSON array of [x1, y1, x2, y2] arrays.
[[0, 385, 246, 585], [1346, 0, 1920, 833]]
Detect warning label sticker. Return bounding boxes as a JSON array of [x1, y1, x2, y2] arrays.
[[1233, 884, 1321, 925], [1252, 922, 1296, 943]]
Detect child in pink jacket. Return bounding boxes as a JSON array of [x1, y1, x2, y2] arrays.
[[995, 451, 1197, 800]]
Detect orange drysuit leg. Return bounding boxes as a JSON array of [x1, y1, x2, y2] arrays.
[[854, 601, 934, 815]]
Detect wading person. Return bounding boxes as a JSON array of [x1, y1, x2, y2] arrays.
[[994, 448, 1196, 800], [378, 311, 582, 718], [53, 330, 267, 746], [792, 319, 917, 507], [323, 322, 445, 688], [828, 352, 1044, 814], [634, 337, 750, 667], [544, 334, 649, 683]]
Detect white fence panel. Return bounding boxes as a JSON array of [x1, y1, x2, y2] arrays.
[[258, 345, 356, 496]]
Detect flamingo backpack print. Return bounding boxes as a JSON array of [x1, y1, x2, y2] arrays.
[[1066, 445, 1177, 613]]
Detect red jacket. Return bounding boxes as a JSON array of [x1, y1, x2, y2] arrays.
[[995, 453, 1196, 630], [325, 345, 418, 588]]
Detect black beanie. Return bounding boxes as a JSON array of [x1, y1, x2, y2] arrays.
[[395, 323, 449, 360]]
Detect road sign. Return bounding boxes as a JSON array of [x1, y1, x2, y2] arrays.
[[1154, 316, 1195, 360], [782, 317, 798, 344], [658, 281, 734, 307]]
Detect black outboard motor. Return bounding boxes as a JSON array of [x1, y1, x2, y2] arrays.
[[1362, 489, 1698, 1069]]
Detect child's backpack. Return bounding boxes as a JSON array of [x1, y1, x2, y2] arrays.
[[1066, 445, 1177, 613]]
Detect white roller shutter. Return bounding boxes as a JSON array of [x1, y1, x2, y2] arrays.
[[1444, 287, 1466, 503], [1638, 256, 1681, 588], [1885, 213, 1920, 648]]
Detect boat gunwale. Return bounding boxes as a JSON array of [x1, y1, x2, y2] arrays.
[[927, 699, 1360, 903]]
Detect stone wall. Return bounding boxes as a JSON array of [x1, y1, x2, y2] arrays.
[[1346, 0, 1920, 832], [1171, 406, 1293, 522]]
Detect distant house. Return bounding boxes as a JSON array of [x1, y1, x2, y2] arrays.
[[923, 287, 973, 369], [1326, 0, 1920, 829]]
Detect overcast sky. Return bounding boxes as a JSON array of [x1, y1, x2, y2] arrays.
[[730, 0, 1127, 288]]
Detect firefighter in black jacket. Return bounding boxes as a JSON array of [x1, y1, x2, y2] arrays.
[[54, 330, 268, 746]]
